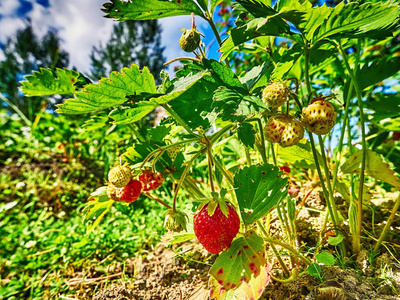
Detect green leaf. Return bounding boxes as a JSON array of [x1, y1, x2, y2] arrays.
[[276, 139, 317, 169], [102, 0, 204, 21], [340, 149, 400, 189], [209, 231, 269, 291], [239, 61, 273, 91], [83, 187, 114, 234], [212, 86, 268, 123], [307, 263, 322, 280], [365, 94, 400, 123], [271, 43, 303, 80], [20, 68, 80, 96], [220, 16, 291, 61], [328, 233, 344, 246], [237, 122, 256, 148], [56, 64, 156, 114], [277, 0, 400, 46], [168, 60, 244, 130], [235, 0, 277, 18], [234, 164, 288, 226], [316, 252, 335, 266]]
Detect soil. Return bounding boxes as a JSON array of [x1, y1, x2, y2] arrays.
[[90, 188, 400, 300]]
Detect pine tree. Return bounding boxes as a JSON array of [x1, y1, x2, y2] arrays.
[[90, 20, 165, 83]]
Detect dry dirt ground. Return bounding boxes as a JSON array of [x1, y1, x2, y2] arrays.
[[89, 189, 400, 300]]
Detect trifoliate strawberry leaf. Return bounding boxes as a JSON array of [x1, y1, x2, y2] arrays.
[[234, 164, 288, 226], [237, 123, 256, 148], [102, 0, 204, 21], [210, 231, 269, 291], [56, 64, 156, 114], [83, 187, 114, 234], [340, 149, 400, 189], [20, 68, 80, 96], [212, 86, 267, 123]]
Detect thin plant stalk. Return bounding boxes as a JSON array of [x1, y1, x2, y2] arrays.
[[257, 220, 290, 276], [337, 41, 366, 254], [373, 193, 400, 253]]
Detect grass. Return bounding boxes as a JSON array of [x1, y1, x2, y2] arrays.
[[0, 156, 168, 299]]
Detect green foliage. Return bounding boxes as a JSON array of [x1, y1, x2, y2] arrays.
[[234, 164, 288, 226], [20, 68, 80, 96], [341, 149, 400, 189], [102, 0, 204, 21], [56, 64, 156, 114]]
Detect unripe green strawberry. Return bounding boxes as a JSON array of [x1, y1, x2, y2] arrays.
[[262, 81, 289, 108], [164, 209, 188, 232], [167, 146, 180, 162], [108, 165, 132, 188], [138, 168, 164, 191], [115, 179, 142, 203], [106, 184, 117, 201], [264, 115, 304, 147], [179, 28, 201, 52], [193, 202, 240, 254], [302, 99, 337, 135]]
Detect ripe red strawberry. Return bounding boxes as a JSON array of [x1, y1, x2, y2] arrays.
[[193, 203, 240, 254], [108, 165, 132, 188], [115, 179, 142, 203], [264, 115, 304, 147], [301, 99, 337, 135], [139, 168, 164, 191], [261, 81, 289, 108]]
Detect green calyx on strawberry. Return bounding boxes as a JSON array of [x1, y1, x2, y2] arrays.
[[138, 168, 164, 191], [264, 114, 304, 147], [193, 196, 240, 254], [115, 179, 142, 203], [262, 81, 289, 108], [108, 164, 132, 188], [302, 98, 337, 135], [179, 28, 201, 52], [164, 209, 188, 232]]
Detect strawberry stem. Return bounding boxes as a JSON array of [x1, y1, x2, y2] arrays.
[[144, 192, 172, 209]]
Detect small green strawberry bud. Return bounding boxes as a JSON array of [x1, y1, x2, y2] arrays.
[[179, 28, 201, 52], [164, 209, 188, 232]]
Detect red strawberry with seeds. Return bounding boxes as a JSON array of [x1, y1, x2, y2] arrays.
[[193, 202, 240, 254], [116, 179, 142, 203], [139, 168, 164, 191]]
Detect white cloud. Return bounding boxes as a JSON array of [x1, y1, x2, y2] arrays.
[[0, 0, 20, 17]]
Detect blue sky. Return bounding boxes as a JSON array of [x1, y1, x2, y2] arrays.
[[0, 0, 217, 75]]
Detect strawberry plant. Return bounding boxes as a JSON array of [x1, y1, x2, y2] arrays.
[[19, 0, 400, 299]]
